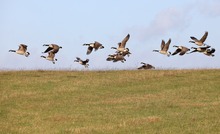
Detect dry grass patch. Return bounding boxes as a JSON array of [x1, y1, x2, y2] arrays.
[[1, 69, 220, 134]]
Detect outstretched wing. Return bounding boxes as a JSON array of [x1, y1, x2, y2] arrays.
[[200, 31, 208, 43], [120, 34, 130, 48], [19, 44, 27, 52], [44, 47, 53, 53], [86, 46, 93, 55], [172, 48, 181, 55], [163, 38, 171, 51], [190, 36, 199, 41], [160, 40, 165, 50]]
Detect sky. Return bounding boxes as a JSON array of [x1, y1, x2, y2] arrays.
[[1, 0, 220, 70]]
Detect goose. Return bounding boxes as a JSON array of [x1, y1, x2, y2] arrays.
[[117, 50, 131, 57], [43, 44, 62, 54], [9, 44, 30, 57], [83, 41, 104, 55], [189, 45, 211, 54], [138, 62, 155, 70], [189, 31, 208, 46], [153, 38, 171, 56], [74, 57, 89, 68], [203, 48, 215, 57], [41, 51, 57, 64], [172, 45, 190, 56], [111, 34, 130, 53], [106, 54, 126, 63]]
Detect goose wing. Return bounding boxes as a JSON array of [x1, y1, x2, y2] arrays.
[[19, 44, 27, 52], [86, 46, 93, 55], [119, 34, 130, 48], [190, 36, 199, 42], [160, 40, 165, 50], [172, 48, 181, 55], [163, 38, 171, 51], [44, 46, 53, 53], [200, 31, 208, 43]]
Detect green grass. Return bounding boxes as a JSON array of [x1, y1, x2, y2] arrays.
[[0, 69, 220, 134]]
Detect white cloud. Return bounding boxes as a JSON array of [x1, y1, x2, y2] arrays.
[[134, 6, 192, 42]]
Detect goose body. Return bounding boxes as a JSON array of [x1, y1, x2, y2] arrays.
[[74, 57, 89, 68], [172, 45, 190, 56], [138, 62, 155, 70], [111, 34, 130, 53], [106, 54, 126, 63], [153, 38, 171, 56], [9, 44, 30, 57], [189, 45, 211, 54], [83, 41, 104, 55], [41, 51, 57, 64], [43, 44, 62, 54], [116, 49, 131, 57], [189, 31, 208, 46]]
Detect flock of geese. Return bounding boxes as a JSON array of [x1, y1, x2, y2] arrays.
[[8, 31, 215, 69]]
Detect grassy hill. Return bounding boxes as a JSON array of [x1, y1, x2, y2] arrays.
[[0, 69, 220, 133]]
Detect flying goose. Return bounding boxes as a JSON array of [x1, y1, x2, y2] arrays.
[[189, 45, 211, 54], [111, 34, 130, 53], [189, 31, 208, 46], [41, 51, 57, 64], [9, 44, 30, 57], [117, 50, 131, 57], [153, 38, 171, 56], [74, 57, 89, 68], [137, 62, 155, 70], [106, 53, 126, 63], [83, 41, 104, 55], [203, 48, 215, 57], [172, 45, 190, 56], [43, 44, 62, 54]]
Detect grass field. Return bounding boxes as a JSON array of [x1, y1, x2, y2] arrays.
[[0, 69, 220, 134]]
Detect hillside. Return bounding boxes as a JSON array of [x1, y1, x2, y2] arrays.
[[0, 69, 220, 133]]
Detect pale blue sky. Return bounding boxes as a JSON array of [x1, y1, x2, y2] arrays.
[[1, 0, 220, 70]]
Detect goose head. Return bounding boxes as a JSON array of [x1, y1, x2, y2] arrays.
[[153, 50, 159, 52], [111, 47, 117, 49]]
